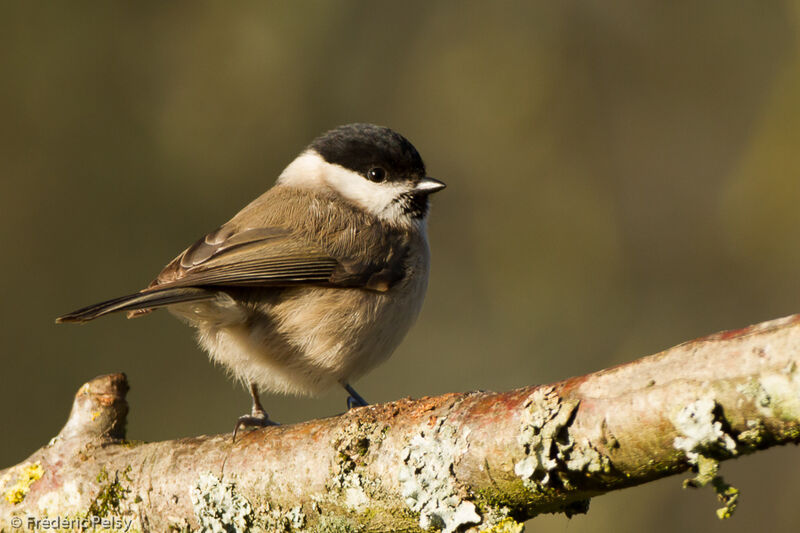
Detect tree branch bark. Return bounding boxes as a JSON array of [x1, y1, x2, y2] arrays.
[[3, 314, 800, 532]]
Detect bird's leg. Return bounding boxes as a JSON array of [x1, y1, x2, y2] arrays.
[[342, 382, 369, 409], [232, 382, 278, 442]]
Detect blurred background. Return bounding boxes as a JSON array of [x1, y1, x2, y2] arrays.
[[2, 1, 800, 531]]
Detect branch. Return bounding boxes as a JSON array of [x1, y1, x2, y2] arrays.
[[3, 315, 800, 532]]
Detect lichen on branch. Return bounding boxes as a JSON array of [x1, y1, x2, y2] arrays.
[[2, 314, 800, 531]]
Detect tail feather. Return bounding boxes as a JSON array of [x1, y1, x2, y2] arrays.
[[55, 287, 215, 324]]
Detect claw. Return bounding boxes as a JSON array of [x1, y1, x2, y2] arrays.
[[232, 410, 278, 443], [232, 383, 279, 442]]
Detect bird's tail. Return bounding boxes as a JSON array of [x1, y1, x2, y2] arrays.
[[55, 287, 215, 324]]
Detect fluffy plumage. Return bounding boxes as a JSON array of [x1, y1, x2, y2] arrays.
[[163, 185, 430, 395], [56, 124, 443, 399]]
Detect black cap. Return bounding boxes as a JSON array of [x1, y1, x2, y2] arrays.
[[309, 123, 426, 183]]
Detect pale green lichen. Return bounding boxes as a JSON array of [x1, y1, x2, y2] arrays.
[[711, 477, 739, 520], [330, 455, 372, 513], [681, 455, 739, 519], [474, 504, 526, 533], [478, 516, 525, 533], [329, 422, 387, 513], [286, 505, 305, 529], [514, 388, 574, 488], [672, 398, 739, 519], [757, 372, 800, 421], [249, 500, 309, 532], [738, 363, 800, 423], [737, 380, 772, 410], [190, 473, 253, 532], [514, 387, 608, 494], [736, 419, 766, 448], [314, 515, 363, 533], [672, 398, 737, 462], [399, 417, 481, 533], [4, 461, 44, 504]]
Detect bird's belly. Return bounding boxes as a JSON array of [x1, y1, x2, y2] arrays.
[[176, 282, 425, 396]]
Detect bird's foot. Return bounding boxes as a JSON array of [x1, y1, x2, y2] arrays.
[[232, 409, 278, 443], [343, 383, 369, 409]]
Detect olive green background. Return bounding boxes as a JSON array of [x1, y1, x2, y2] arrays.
[[3, 1, 800, 531]]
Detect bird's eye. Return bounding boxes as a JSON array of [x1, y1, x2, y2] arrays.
[[366, 167, 386, 182]]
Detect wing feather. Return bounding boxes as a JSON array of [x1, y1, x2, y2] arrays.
[[148, 227, 340, 290]]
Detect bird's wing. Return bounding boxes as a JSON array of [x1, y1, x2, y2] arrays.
[[146, 225, 408, 292]]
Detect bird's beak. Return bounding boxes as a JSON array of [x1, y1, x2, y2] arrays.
[[414, 177, 446, 194]]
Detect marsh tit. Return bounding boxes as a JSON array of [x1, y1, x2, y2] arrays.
[[56, 123, 445, 438]]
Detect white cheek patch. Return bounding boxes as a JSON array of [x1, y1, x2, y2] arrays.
[[278, 150, 412, 219], [322, 163, 410, 217], [277, 150, 327, 189]]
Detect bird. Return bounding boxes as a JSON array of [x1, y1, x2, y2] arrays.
[[56, 123, 445, 439]]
